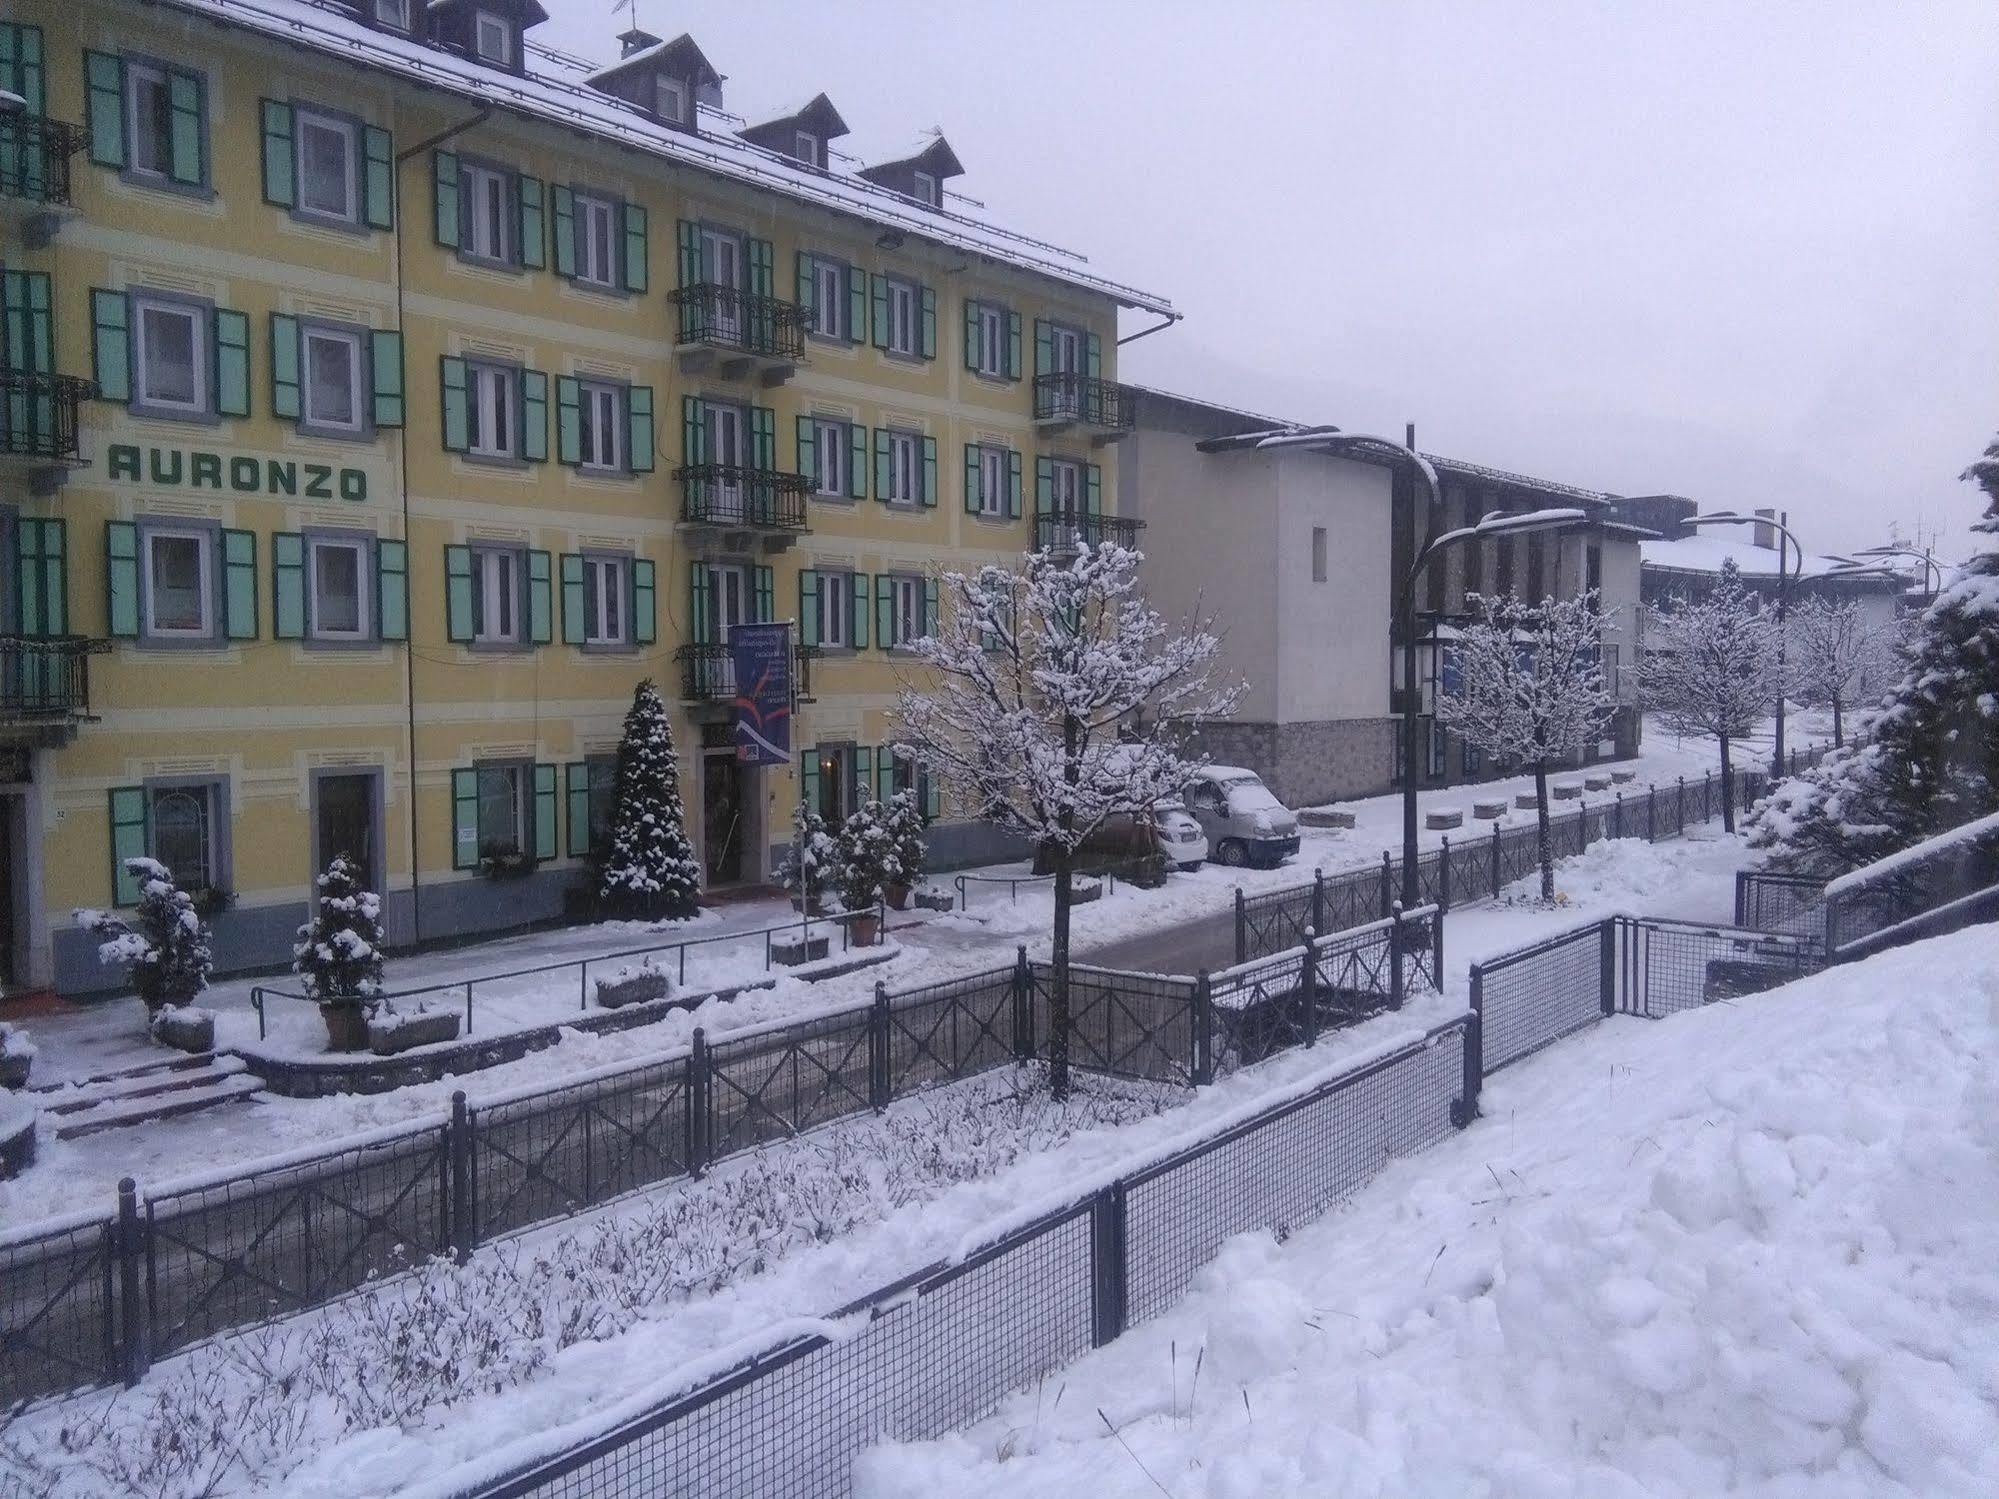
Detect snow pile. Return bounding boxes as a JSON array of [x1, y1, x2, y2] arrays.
[[1498, 833, 1713, 910], [860, 923, 1999, 1499]]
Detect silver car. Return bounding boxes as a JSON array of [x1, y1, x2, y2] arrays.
[[1151, 799, 1209, 871], [1182, 767, 1301, 868]]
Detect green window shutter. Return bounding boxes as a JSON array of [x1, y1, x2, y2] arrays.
[[800, 750, 819, 820], [565, 762, 591, 859], [521, 370, 549, 462], [921, 436, 938, 508], [622, 202, 649, 292], [633, 558, 656, 644], [846, 266, 867, 344], [854, 747, 874, 809], [875, 573, 892, 648], [1, 25, 44, 115], [272, 532, 306, 639], [851, 572, 869, 649], [1086, 333, 1103, 379], [795, 415, 817, 487], [84, 52, 126, 168], [433, 150, 461, 248], [517, 176, 546, 269], [439, 356, 469, 452], [754, 565, 774, 624], [689, 560, 711, 645], [533, 765, 559, 862], [376, 539, 408, 641], [749, 237, 774, 298], [847, 423, 866, 498], [1036, 456, 1054, 515], [560, 552, 585, 644], [370, 330, 404, 428], [269, 313, 301, 419], [926, 775, 942, 821], [14, 518, 65, 637], [1007, 450, 1023, 518], [445, 545, 475, 642], [109, 787, 148, 905], [222, 529, 257, 640], [1085, 464, 1103, 518], [869, 274, 889, 349], [964, 443, 981, 514], [964, 299, 980, 372], [104, 520, 138, 638], [167, 69, 204, 186], [90, 289, 130, 403], [798, 570, 819, 647], [363, 126, 394, 230], [751, 406, 775, 469], [527, 550, 552, 643], [919, 286, 937, 360], [212, 309, 250, 418], [923, 577, 938, 636], [873, 428, 889, 500], [1034, 319, 1053, 376], [1007, 311, 1022, 380], [876, 753, 894, 805], [450, 767, 479, 870], [260, 99, 295, 207], [681, 394, 705, 465], [550, 184, 576, 278], [628, 386, 655, 472], [555, 376, 582, 466], [676, 218, 701, 289], [795, 251, 815, 320]]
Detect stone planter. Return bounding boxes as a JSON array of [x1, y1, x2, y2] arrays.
[[1552, 782, 1583, 801], [789, 894, 830, 918], [1425, 809, 1463, 831], [1515, 792, 1539, 809], [1300, 808, 1357, 829], [320, 1001, 370, 1053], [772, 933, 832, 966], [1611, 769, 1638, 784], [1473, 800, 1508, 820], [369, 1010, 463, 1056], [594, 966, 673, 1009], [1072, 878, 1104, 906], [913, 887, 956, 913], [150, 1006, 215, 1055], [1584, 774, 1613, 792], [0, 1051, 30, 1090], [0, 1104, 34, 1181]]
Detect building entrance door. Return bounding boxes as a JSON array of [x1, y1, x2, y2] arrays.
[[314, 771, 380, 891], [702, 751, 747, 887], [0, 795, 16, 989]]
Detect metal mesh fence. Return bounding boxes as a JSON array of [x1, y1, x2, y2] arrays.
[[880, 965, 1022, 1098], [0, 1219, 116, 1405], [705, 1009, 876, 1159], [1734, 870, 1830, 942], [1049, 964, 1197, 1085], [1474, 923, 1605, 1072], [1616, 918, 1823, 1016]]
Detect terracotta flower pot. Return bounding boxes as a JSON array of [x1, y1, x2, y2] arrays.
[[847, 912, 882, 947], [319, 1001, 369, 1053], [883, 882, 910, 912]]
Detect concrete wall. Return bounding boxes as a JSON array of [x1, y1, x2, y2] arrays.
[[1273, 455, 1394, 723]]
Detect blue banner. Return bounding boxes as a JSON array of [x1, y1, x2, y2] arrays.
[[729, 621, 793, 767]]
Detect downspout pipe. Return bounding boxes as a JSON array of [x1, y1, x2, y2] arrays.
[[1116, 309, 1181, 346]]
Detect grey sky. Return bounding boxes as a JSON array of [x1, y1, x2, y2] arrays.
[[548, 1, 1999, 558]]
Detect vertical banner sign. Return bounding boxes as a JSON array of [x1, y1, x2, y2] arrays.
[[730, 621, 793, 766]]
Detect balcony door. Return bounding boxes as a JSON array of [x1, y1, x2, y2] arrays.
[[1046, 458, 1082, 523], [1048, 325, 1081, 375], [704, 402, 748, 519], [700, 228, 744, 343], [703, 562, 750, 644]]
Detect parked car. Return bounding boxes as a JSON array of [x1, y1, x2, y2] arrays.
[[1182, 767, 1301, 868], [1152, 799, 1209, 871]]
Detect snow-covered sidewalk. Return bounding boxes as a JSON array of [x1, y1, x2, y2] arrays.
[[860, 923, 1999, 1499]]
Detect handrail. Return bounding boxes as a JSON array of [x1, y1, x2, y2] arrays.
[[0, 116, 88, 207], [0, 371, 97, 461], [674, 640, 815, 703], [668, 283, 807, 361], [1032, 371, 1135, 429], [675, 463, 812, 530]]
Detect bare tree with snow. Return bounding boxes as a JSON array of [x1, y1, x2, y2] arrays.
[[1438, 590, 1617, 901], [894, 542, 1239, 1096], [1637, 558, 1781, 831], [1785, 595, 1892, 747]]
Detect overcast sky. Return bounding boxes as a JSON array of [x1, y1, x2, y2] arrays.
[[547, 1, 1999, 559]]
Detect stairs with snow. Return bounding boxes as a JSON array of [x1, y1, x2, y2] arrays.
[[31, 1053, 265, 1140]]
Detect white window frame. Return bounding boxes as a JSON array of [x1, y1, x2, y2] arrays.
[[885, 278, 917, 356], [307, 535, 372, 642], [578, 380, 625, 472], [475, 763, 528, 858], [472, 547, 520, 645], [887, 430, 920, 505], [976, 303, 1005, 376], [468, 363, 518, 459], [888, 574, 923, 648], [461, 161, 515, 263], [473, 11, 515, 67], [810, 257, 845, 339], [977, 446, 1007, 517], [705, 562, 751, 641], [794, 130, 822, 168], [148, 782, 218, 892], [1046, 458, 1083, 520], [125, 61, 174, 181], [812, 416, 848, 497], [583, 555, 627, 647], [655, 75, 688, 125], [295, 108, 359, 223], [912, 169, 937, 206], [373, 0, 412, 31], [815, 570, 851, 648], [574, 192, 618, 288], [142, 527, 214, 639], [131, 295, 208, 418], [301, 325, 366, 435]]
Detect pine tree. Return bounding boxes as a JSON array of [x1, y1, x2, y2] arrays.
[[292, 854, 387, 1003], [597, 679, 702, 920], [1748, 434, 1999, 875], [73, 859, 214, 1014]]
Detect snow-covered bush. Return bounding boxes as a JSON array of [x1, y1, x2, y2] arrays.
[[596, 679, 702, 920], [73, 859, 213, 1014], [777, 802, 837, 911], [883, 789, 929, 895], [148, 1005, 216, 1054], [832, 799, 898, 914], [292, 854, 385, 1005], [0, 1022, 34, 1088]]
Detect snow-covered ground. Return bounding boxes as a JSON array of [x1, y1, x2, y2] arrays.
[[859, 923, 1999, 1499]]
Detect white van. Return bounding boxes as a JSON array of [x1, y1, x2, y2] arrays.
[[1181, 766, 1301, 868]]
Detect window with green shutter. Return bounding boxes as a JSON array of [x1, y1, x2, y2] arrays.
[[222, 529, 257, 640], [623, 202, 649, 292], [921, 436, 938, 508], [108, 787, 148, 904], [90, 289, 130, 403], [433, 149, 461, 247], [439, 356, 470, 452], [363, 126, 394, 230], [527, 550, 552, 643], [272, 532, 306, 639], [627, 386, 655, 472], [450, 767, 479, 870], [270, 313, 301, 418], [920, 287, 937, 360], [798, 569, 819, 648], [521, 370, 549, 462], [550, 184, 576, 277], [560, 552, 585, 643], [444, 544, 475, 642], [555, 376, 582, 466], [533, 764, 558, 861], [376, 539, 408, 641], [632, 558, 656, 644], [850, 572, 870, 650], [370, 330, 404, 427], [104, 520, 138, 638], [518, 176, 546, 270], [84, 52, 126, 169], [681, 394, 706, 466], [753, 565, 773, 624], [12, 518, 65, 638], [212, 309, 250, 418], [689, 559, 711, 645], [260, 99, 295, 207]]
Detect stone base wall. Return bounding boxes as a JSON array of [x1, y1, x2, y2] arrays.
[[1178, 718, 1399, 809]]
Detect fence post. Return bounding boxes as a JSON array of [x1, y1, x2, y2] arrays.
[[869, 981, 891, 1111], [1438, 836, 1452, 911], [447, 1090, 476, 1263], [114, 1178, 148, 1387], [1647, 784, 1656, 842], [1298, 930, 1318, 1048], [1012, 944, 1034, 1062], [1490, 821, 1502, 897], [1677, 775, 1686, 830], [1379, 851, 1393, 918], [1614, 792, 1624, 840], [1192, 969, 1213, 1086], [1454, 972, 1483, 1126], [1311, 868, 1326, 937], [1733, 870, 1748, 927], [1432, 905, 1445, 991], [1389, 902, 1405, 1010], [1233, 886, 1247, 966], [1089, 1183, 1129, 1347], [1599, 918, 1617, 1016], [687, 1027, 711, 1179]]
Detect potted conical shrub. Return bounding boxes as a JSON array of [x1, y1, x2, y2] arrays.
[[293, 855, 387, 1052]]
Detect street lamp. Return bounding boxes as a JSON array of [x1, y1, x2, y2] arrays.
[[1848, 543, 1941, 601], [1252, 429, 1592, 904], [1678, 510, 1805, 777]]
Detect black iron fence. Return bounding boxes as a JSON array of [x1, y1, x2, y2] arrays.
[[1733, 869, 1829, 942], [675, 638, 816, 706], [0, 114, 87, 206], [0, 634, 102, 723], [1033, 512, 1145, 553], [1, 371, 94, 462], [1032, 371, 1134, 431], [676, 462, 812, 530], [669, 284, 807, 363]]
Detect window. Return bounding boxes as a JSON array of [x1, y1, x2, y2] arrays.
[[794, 130, 822, 168], [887, 575, 923, 648], [975, 446, 1007, 517], [302, 326, 364, 434], [814, 570, 851, 647], [295, 109, 357, 222], [144, 528, 213, 638], [886, 430, 921, 505], [1312, 527, 1328, 583], [1427, 721, 1447, 780], [472, 548, 519, 644], [374, 0, 412, 28], [578, 381, 624, 471], [812, 416, 848, 496], [474, 11, 515, 67], [655, 75, 689, 125], [814, 745, 852, 825], [975, 303, 1006, 376], [702, 563, 750, 642], [476, 764, 527, 859], [308, 536, 370, 641], [808, 257, 846, 339], [582, 556, 626, 646], [461, 161, 515, 263], [126, 62, 175, 180], [584, 758, 617, 854], [132, 296, 207, 418], [1587, 542, 1603, 594], [912, 170, 937, 207], [884, 279, 918, 355], [149, 783, 216, 891], [574, 193, 617, 287], [468, 363, 517, 458]]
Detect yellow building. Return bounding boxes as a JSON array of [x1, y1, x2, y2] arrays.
[[0, 0, 1171, 998]]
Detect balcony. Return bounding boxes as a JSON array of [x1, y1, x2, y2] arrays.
[[0, 116, 88, 239], [2, 637, 107, 742], [677, 464, 812, 553], [1, 372, 94, 494], [1033, 372, 1135, 445], [676, 641, 816, 715], [1034, 512, 1145, 555], [668, 285, 806, 386]]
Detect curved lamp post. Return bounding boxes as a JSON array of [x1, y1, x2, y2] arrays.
[[1847, 543, 1941, 601]]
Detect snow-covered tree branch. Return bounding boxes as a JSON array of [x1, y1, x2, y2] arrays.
[[1784, 596, 1895, 747]]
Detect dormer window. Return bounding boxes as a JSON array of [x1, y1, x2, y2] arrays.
[[373, 0, 412, 30], [794, 131, 823, 168], [656, 75, 689, 126], [474, 10, 515, 67], [912, 170, 938, 207]]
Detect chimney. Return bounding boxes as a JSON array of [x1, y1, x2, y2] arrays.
[[1753, 507, 1776, 550], [618, 27, 662, 59]]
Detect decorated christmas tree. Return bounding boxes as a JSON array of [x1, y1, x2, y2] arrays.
[[597, 679, 702, 920], [292, 854, 386, 1003], [74, 859, 213, 1013]]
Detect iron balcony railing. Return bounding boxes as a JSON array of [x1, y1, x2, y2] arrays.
[[0, 116, 88, 208], [1, 372, 94, 462], [1033, 371, 1135, 432], [1034, 512, 1145, 553], [676, 463, 812, 531], [1, 636, 104, 723], [676, 640, 815, 704], [669, 283, 808, 364]]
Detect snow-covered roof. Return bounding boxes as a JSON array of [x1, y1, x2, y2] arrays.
[[151, 0, 1174, 316], [1420, 454, 1612, 509], [1639, 533, 1893, 583], [581, 32, 720, 91], [859, 131, 966, 179]]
